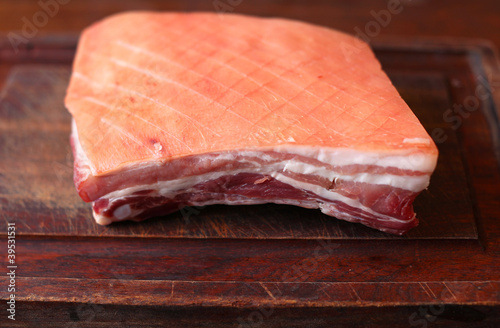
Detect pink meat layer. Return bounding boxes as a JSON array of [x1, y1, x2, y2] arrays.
[[92, 172, 418, 234]]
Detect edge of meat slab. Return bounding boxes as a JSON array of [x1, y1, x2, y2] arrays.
[[65, 12, 438, 234]]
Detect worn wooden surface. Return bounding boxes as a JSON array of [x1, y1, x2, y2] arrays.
[[8, 302, 500, 328], [1, 0, 500, 50], [0, 38, 481, 240], [0, 1, 499, 325], [0, 2, 498, 327], [0, 35, 498, 327]]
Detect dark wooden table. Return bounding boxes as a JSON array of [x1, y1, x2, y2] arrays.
[[0, 1, 499, 327], [1, 0, 500, 50]]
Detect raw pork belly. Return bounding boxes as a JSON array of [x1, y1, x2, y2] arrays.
[[65, 12, 438, 234]]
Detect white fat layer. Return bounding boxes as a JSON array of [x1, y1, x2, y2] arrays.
[[274, 145, 437, 173], [71, 119, 92, 177], [282, 161, 430, 191], [106, 147, 437, 177], [97, 160, 430, 223], [111, 148, 437, 190], [114, 204, 132, 220], [101, 157, 431, 205], [94, 171, 409, 224], [403, 138, 431, 145]]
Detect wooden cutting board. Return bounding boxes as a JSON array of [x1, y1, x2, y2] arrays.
[[0, 36, 499, 326]]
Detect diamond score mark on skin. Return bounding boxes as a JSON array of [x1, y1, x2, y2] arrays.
[[115, 20, 354, 138], [119, 20, 408, 146], [150, 14, 414, 144], [79, 90, 194, 152], [170, 31, 347, 135], [109, 56, 255, 128], [112, 40, 318, 143], [75, 20, 420, 159]]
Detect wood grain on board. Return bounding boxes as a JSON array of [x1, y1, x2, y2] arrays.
[[0, 43, 480, 239], [0, 36, 499, 326]]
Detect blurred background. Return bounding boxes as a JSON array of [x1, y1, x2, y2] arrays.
[[0, 0, 499, 49]]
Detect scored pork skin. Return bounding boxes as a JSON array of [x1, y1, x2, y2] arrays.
[[65, 12, 438, 234]]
